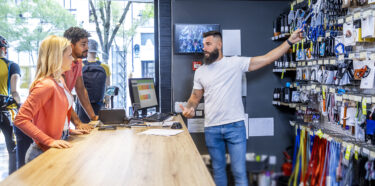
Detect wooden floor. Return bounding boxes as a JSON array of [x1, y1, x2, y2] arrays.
[[0, 116, 214, 186]]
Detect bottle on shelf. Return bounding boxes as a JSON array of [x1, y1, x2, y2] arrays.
[[284, 82, 291, 103]]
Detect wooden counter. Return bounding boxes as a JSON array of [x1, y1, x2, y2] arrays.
[[1, 115, 214, 186]]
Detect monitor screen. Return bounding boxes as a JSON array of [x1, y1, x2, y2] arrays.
[[128, 78, 158, 109], [174, 24, 220, 54]]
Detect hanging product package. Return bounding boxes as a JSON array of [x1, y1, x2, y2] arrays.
[[360, 60, 375, 89], [296, 67, 303, 80], [343, 21, 356, 46], [310, 66, 318, 81], [361, 10, 375, 38], [342, 0, 351, 8], [354, 19, 364, 42], [317, 66, 324, 83], [340, 105, 357, 126], [353, 60, 365, 80]]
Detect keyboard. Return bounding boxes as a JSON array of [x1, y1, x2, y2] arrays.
[[143, 113, 172, 122]]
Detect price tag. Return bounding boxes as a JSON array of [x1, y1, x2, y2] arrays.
[[301, 107, 307, 111], [325, 32, 330, 37], [306, 86, 311, 91], [363, 10, 372, 17], [343, 94, 349, 99], [373, 10, 375, 17], [345, 145, 352, 160], [308, 61, 312, 66], [372, 96, 375, 104], [311, 84, 316, 89], [338, 18, 344, 24], [370, 53, 375, 60], [312, 61, 317, 65], [371, 151, 375, 159], [302, 61, 306, 66], [318, 37, 323, 42], [316, 129, 324, 139], [354, 12, 361, 20], [324, 60, 329, 65], [346, 16, 353, 22], [338, 55, 345, 61], [329, 88, 335, 93], [349, 95, 355, 101], [355, 96, 362, 102], [318, 60, 323, 65], [363, 98, 367, 115], [336, 95, 343, 102], [309, 131, 314, 136], [315, 87, 321, 92], [330, 59, 336, 65], [354, 145, 360, 160], [349, 53, 355, 59], [363, 148, 370, 155], [360, 52, 367, 59]]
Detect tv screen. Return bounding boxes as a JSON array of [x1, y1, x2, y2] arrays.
[[174, 24, 220, 54]]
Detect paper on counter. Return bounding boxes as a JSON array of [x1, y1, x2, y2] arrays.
[[138, 129, 184, 136]]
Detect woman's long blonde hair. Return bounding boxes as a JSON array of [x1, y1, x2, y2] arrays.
[[31, 35, 71, 89]]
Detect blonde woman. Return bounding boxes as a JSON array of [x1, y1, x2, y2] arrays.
[[14, 35, 87, 163]]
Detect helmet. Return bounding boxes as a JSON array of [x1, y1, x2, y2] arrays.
[[0, 35, 9, 48]]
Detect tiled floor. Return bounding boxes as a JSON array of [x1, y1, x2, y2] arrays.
[[0, 132, 9, 181]]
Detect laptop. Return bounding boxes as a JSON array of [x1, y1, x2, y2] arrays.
[[99, 109, 129, 125]]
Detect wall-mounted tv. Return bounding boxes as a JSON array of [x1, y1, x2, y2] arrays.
[[174, 24, 220, 54]]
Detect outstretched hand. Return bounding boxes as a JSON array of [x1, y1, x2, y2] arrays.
[[179, 104, 195, 118], [288, 28, 304, 44]]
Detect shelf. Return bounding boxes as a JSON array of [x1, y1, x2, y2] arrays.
[[272, 68, 296, 73], [272, 101, 301, 108], [271, 33, 290, 41]]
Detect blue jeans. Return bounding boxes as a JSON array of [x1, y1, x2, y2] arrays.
[[13, 126, 33, 169], [205, 120, 248, 186], [25, 143, 43, 163], [0, 111, 16, 174], [24, 129, 69, 163]]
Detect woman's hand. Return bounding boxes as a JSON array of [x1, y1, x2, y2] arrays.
[[70, 129, 90, 135], [49, 140, 72, 149]]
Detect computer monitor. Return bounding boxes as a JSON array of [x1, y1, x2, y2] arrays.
[[128, 78, 158, 116]]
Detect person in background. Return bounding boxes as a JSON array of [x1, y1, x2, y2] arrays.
[[0, 35, 19, 174], [76, 39, 111, 123], [14, 35, 88, 163], [180, 29, 303, 186], [63, 27, 98, 127]]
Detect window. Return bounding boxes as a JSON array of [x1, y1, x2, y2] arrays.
[[141, 60, 155, 78]]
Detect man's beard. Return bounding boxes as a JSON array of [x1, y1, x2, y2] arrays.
[[77, 50, 88, 59], [203, 48, 219, 65]]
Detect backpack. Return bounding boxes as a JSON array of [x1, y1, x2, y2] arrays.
[[1, 58, 13, 95], [82, 61, 107, 103]]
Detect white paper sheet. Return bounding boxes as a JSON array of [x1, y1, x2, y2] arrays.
[[188, 118, 205, 133], [138, 129, 183, 136], [223, 29, 241, 56], [248, 118, 274, 137]]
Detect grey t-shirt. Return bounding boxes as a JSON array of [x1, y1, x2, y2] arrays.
[[193, 56, 251, 127]]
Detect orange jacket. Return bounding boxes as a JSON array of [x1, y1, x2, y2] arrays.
[[14, 77, 72, 151]]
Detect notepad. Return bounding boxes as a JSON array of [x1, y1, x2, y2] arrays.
[[138, 129, 183, 136]]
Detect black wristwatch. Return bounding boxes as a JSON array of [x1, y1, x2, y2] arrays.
[[287, 39, 294, 46]]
